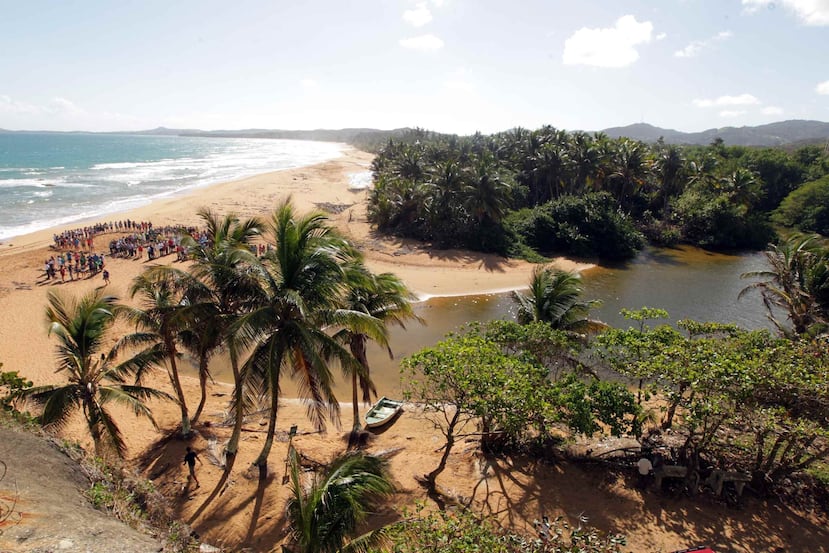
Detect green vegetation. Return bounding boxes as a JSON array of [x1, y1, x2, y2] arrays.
[[367, 128, 829, 259], [402, 321, 638, 493], [595, 314, 829, 488], [334, 262, 423, 434], [512, 267, 604, 332], [22, 290, 171, 459], [77, 451, 198, 552], [380, 504, 626, 553], [286, 449, 395, 553], [774, 175, 829, 236], [0, 364, 32, 420], [741, 234, 829, 336]]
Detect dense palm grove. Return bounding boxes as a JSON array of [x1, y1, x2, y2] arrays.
[[368, 127, 829, 259]]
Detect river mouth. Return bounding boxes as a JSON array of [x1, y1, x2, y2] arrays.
[[189, 245, 773, 401]]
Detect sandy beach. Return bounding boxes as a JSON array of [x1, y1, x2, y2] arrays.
[[1, 147, 825, 553]]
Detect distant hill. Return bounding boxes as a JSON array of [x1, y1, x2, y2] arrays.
[[5, 120, 828, 148], [601, 120, 829, 147]]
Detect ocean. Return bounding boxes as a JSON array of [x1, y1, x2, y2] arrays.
[[0, 133, 343, 241]]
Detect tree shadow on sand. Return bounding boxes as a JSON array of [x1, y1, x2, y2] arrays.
[[465, 456, 829, 553]]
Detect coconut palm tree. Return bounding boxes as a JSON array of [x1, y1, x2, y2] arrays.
[[462, 154, 512, 225], [608, 139, 650, 211], [236, 200, 369, 478], [653, 144, 685, 217], [512, 266, 604, 333], [335, 260, 422, 434], [128, 270, 193, 437], [183, 210, 265, 516], [176, 306, 222, 424], [24, 290, 170, 459], [740, 234, 829, 336], [285, 449, 395, 553]]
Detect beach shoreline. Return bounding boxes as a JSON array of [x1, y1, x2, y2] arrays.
[[0, 146, 593, 391]]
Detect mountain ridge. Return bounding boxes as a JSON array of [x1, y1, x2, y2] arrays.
[[600, 119, 829, 147], [2, 119, 828, 147]]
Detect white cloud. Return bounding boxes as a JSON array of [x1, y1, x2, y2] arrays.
[[403, 3, 433, 27], [0, 95, 40, 114], [761, 106, 784, 115], [0, 95, 85, 116], [49, 97, 85, 116], [656, 32, 667, 40], [742, 0, 829, 25], [399, 34, 444, 51], [817, 80, 829, 94], [719, 110, 747, 118], [693, 94, 761, 107], [300, 78, 318, 89], [674, 30, 733, 58], [562, 15, 654, 68]]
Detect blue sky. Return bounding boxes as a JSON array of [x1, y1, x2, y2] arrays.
[[1, 0, 827, 134]]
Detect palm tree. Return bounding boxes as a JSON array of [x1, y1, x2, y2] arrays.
[[128, 271, 193, 437], [24, 290, 169, 459], [236, 200, 368, 478], [512, 266, 604, 333], [183, 209, 265, 516], [740, 234, 829, 336], [462, 154, 512, 225], [335, 261, 422, 434], [286, 449, 395, 553], [608, 139, 650, 210], [177, 305, 222, 424], [653, 144, 685, 217]]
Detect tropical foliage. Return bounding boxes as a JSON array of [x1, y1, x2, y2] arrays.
[[740, 234, 829, 337], [512, 267, 603, 332], [773, 175, 829, 236], [286, 449, 395, 553], [379, 504, 627, 553], [402, 321, 638, 489], [367, 128, 829, 258], [24, 290, 169, 459], [334, 261, 422, 433], [595, 314, 829, 488]]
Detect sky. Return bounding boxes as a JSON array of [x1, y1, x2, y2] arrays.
[[1, 0, 828, 134]]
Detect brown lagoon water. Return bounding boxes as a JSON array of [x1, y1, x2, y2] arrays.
[[196, 246, 772, 400]]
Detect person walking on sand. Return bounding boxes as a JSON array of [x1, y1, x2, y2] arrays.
[[102, 269, 110, 285], [184, 446, 202, 488]]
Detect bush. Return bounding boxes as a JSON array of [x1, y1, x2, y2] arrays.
[[773, 175, 829, 236], [506, 193, 644, 261], [382, 504, 627, 553], [674, 190, 775, 249]]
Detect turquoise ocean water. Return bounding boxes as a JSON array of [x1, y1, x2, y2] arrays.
[[0, 133, 342, 240]]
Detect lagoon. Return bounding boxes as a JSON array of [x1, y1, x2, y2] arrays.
[[198, 245, 773, 401]]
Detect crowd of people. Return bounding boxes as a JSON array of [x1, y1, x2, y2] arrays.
[[42, 219, 209, 285]]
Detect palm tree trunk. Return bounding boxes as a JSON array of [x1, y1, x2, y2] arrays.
[[191, 357, 209, 424], [352, 370, 360, 432], [192, 350, 242, 523], [254, 358, 282, 481], [254, 381, 279, 480], [165, 335, 191, 437], [226, 351, 245, 457]]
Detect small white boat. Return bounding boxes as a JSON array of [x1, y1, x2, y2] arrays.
[[364, 397, 403, 429]]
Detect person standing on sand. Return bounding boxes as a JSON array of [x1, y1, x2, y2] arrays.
[[102, 269, 110, 285], [184, 446, 202, 488]]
